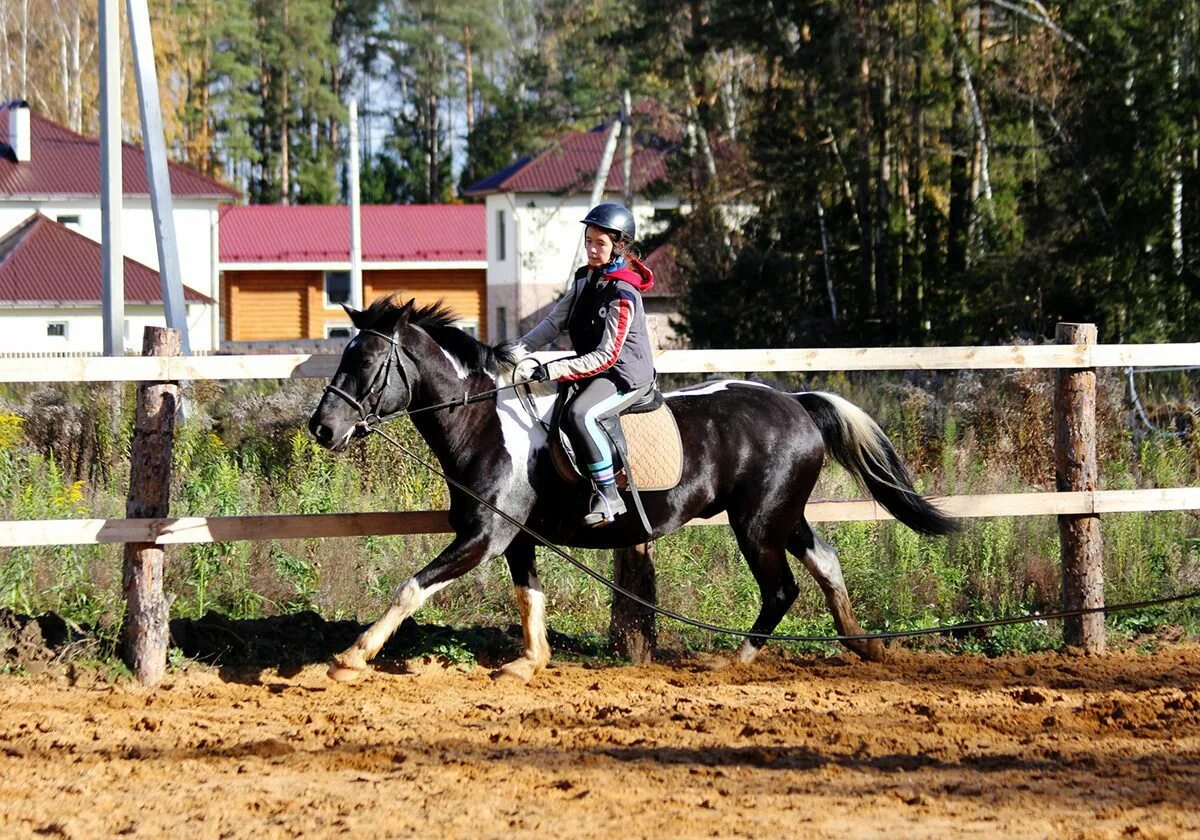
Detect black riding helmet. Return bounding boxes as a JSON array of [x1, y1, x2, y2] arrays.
[[580, 202, 636, 244]]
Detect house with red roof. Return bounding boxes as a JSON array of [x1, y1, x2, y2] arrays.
[[0, 101, 237, 353], [218, 204, 486, 341], [0, 214, 213, 351], [463, 113, 684, 346]]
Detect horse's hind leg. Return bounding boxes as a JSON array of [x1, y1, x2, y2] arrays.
[[788, 522, 886, 662], [729, 525, 800, 665], [493, 536, 551, 684]]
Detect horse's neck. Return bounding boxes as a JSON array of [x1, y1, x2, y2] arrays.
[[408, 335, 497, 472]]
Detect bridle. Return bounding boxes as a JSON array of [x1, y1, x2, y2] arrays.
[[321, 328, 415, 429], [321, 327, 537, 431]]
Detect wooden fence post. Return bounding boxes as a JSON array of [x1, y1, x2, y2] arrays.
[[611, 542, 656, 663], [122, 327, 181, 685], [1054, 322, 1105, 654]]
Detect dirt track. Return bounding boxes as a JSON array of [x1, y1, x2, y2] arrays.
[[2, 645, 1200, 839]]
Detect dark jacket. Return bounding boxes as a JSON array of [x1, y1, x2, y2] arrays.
[[517, 256, 656, 390]]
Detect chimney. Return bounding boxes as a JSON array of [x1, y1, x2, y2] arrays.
[[10, 102, 30, 163]]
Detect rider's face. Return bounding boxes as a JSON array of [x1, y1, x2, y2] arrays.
[[584, 227, 616, 268]]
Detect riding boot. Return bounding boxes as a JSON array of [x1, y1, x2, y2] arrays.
[[583, 482, 626, 527]]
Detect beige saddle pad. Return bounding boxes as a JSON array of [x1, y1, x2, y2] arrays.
[[552, 401, 683, 491]]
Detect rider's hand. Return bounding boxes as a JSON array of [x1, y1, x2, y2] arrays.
[[514, 357, 550, 384]]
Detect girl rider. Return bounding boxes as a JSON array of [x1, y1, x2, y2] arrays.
[[512, 202, 656, 527]]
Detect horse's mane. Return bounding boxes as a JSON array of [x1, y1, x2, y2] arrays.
[[360, 295, 517, 375]]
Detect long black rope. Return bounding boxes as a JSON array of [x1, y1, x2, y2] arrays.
[[368, 425, 1200, 644]]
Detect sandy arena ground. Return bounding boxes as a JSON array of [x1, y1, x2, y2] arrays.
[[2, 645, 1200, 839]]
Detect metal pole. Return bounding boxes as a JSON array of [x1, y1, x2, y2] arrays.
[[99, 0, 123, 356], [127, 0, 191, 355], [569, 117, 622, 275], [348, 99, 364, 316], [622, 89, 634, 210]]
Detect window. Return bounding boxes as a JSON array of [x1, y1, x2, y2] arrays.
[[495, 307, 508, 341], [324, 271, 351, 307], [325, 324, 353, 339], [47, 321, 67, 338], [56, 214, 81, 227], [496, 210, 506, 261]]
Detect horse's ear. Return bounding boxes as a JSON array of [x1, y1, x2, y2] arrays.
[[396, 298, 417, 328], [342, 303, 369, 330]]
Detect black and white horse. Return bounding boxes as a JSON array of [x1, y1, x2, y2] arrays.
[[308, 297, 955, 682]]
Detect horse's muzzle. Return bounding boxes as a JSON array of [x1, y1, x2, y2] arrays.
[[309, 415, 355, 452]]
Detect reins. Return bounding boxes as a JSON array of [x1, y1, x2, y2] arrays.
[[327, 332, 1200, 645]]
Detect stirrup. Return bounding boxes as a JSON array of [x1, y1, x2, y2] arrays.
[[583, 485, 626, 527]]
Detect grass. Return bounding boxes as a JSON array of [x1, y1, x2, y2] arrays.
[[0, 368, 1197, 664]]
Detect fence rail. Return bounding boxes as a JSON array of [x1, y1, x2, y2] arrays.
[[3, 329, 1198, 680], [3, 488, 1199, 548], [1, 342, 1198, 382]]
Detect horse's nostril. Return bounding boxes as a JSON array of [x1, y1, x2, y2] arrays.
[[312, 422, 333, 443]]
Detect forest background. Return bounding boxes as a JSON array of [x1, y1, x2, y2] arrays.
[[3, 0, 1198, 347]]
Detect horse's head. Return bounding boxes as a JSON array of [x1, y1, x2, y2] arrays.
[[309, 297, 417, 451]]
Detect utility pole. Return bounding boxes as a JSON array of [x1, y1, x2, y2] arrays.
[[348, 99, 364, 317], [99, 0, 122, 356], [127, 0, 191, 354], [570, 116, 622, 276]]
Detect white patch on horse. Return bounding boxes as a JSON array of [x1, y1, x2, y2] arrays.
[[666, 379, 774, 399], [805, 534, 847, 589], [439, 347, 470, 380], [493, 384, 556, 502]]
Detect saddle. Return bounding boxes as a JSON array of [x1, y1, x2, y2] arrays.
[[548, 383, 683, 534]]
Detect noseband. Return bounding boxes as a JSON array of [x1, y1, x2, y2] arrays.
[[322, 328, 415, 428]]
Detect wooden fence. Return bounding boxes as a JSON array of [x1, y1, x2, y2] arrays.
[[1, 326, 1197, 681]]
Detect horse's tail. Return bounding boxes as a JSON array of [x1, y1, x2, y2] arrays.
[[795, 391, 958, 536]]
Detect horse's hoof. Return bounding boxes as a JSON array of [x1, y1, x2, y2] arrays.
[[327, 664, 365, 682], [857, 639, 887, 663], [694, 653, 733, 671], [491, 660, 537, 684]]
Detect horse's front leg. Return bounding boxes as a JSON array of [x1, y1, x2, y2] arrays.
[[328, 530, 494, 681], [493, 536, 550, 684]]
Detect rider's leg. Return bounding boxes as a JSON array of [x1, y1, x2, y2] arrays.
[[563, 379, 627, 525]]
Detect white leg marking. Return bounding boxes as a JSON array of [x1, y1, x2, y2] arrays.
[[515, 586, 550, 666], [804, 534, 847, 590], [735, 639, 760, 663], [357, 577, 450, 660]]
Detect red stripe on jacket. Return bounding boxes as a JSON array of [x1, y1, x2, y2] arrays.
[[559, 298, 632, 382]]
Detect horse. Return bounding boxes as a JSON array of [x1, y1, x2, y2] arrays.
[[308, 297, 956, 683]]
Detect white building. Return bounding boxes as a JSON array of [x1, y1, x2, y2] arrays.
[[463, 119, 684, 347], [0, 101, 237, 353]]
